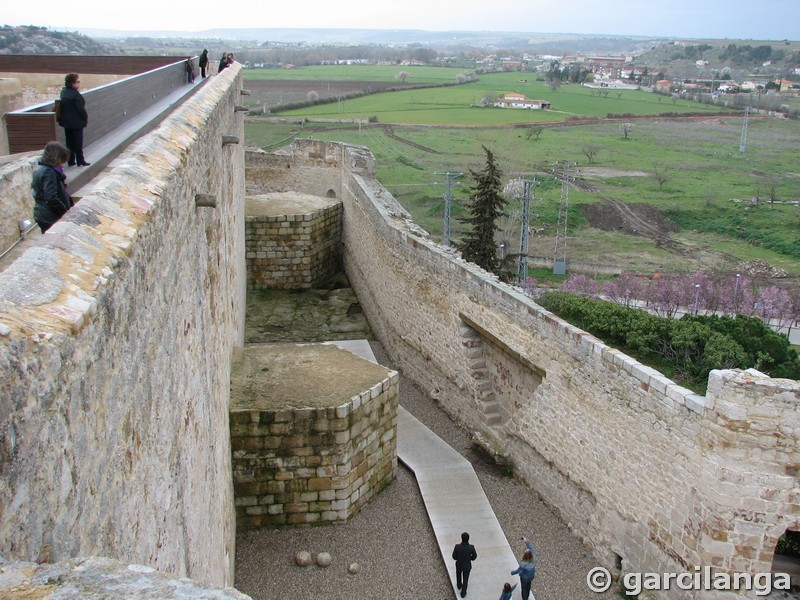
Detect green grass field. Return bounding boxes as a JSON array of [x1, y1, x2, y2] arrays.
[[245, 64, 464, 84], [259, 69, 726, 125], [244, 67, 800, 277]]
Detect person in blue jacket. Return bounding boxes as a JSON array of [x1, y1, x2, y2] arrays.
[[499, 581, 517, 600], [511, 536, 537, 600], [31, 141, 73, 233]]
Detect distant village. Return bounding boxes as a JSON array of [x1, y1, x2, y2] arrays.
[[248, 41, 800, 101]]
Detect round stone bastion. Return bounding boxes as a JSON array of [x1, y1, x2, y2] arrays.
[[245, 192, 343, 290], [229, 343, 398, 529]]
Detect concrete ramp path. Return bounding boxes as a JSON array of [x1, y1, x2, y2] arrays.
[[398, 408, 522, 600], [326, 340, 523, 600]]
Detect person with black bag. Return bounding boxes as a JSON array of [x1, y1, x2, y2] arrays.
[[58, 73, 90, 166]]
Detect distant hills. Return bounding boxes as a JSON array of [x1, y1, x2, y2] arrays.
[[50, 26, 667, 54], [0, 25, 120, 55]]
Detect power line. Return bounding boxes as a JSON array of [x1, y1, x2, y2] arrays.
[[739, 106, 750, 153], [434, 171, 464, 247], [552, 161, 578, 275]]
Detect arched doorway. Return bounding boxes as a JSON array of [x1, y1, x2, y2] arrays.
[[772, 529, 800, 589]]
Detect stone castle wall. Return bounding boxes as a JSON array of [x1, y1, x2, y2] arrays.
[[247, 139, 800, 598], [0, 65, 247, 587]]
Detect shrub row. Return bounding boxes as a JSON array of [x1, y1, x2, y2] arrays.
[[538, 291, 800, 390]]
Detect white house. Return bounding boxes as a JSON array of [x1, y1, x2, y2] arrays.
[[493, 93, 551, 110]]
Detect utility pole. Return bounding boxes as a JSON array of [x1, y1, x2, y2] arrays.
[[439, 172, 462, 247], [553, 161, 577, 275], [739, 106, 750, 152], [517, 178, 540, 285]]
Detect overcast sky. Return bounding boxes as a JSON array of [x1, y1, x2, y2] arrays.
[[5, 0, 799, 40]]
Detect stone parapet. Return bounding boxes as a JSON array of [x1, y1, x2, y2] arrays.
[[0, 557, 252, 599], [230, 343, 398, 530], [0, 151, 38, 253]]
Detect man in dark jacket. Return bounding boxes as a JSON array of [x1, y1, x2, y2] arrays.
[[58, 73, 90, 166], [452, 531, 477, 597], [199, 49, 209, 78]]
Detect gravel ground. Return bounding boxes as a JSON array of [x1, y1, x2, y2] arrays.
[[234, 341, 618, 600]]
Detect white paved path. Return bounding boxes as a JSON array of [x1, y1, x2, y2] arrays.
[[398, 408, 522, 600], [327, 340, 525, 600]]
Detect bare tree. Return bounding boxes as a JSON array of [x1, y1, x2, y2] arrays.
[[396, 70, 410, 82], [583, 144, 600, 164], [526, 125, 544, 140], [306, 90, 319, 103], [767, 177, 780, 205], [653, 165, 669, 190], [455, 73, 467, 83], [671, 93, 679, 105], [621, 123, 632, 139], [548, 78, 561, 92], [479, 92, 497, 107]]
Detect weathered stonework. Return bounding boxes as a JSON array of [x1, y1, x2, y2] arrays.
[[0, 150, 38, 253], [0, 557, 253, 599], [247, 139, 800, 599], [0, 65, 247, 587], [245, 192, 342, 290], [230, 343, 398, 529]]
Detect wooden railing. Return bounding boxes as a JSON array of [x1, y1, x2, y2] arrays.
[[0, 55, 182, 75]]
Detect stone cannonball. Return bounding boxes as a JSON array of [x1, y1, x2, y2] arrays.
[[295, 551, 312, 567], [316, 552, 332, 567]]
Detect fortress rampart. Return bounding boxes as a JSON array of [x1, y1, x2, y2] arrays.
[[0, 66, 246, 587], [247, 139, 800, 598]]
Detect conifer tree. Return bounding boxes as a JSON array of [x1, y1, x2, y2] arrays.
[[458, 146, 507, 275]]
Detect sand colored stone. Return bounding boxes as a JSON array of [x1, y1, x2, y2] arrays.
[[246, 191, 338, 217], [230, 343, 391, 410]]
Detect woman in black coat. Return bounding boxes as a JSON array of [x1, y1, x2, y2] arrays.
[[58, 73, 90, 166], [32, 141, 74, 233], [199, 49, 209, 78]]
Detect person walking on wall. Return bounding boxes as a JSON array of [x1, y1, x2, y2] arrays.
[[58, 73, 89, 166], [186, 57, 196, 84], [511, 536, 537, 600], [452, 531, 477, 598], [31, 141, 73, 233], [498, 582, 517, 600], [218, 52, 230, 73], [198, 49, 209, 78]]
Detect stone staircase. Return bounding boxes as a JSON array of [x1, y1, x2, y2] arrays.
[[459, 323, 506, 429]]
